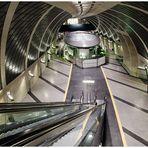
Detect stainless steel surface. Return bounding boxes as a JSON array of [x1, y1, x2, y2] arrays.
[[64, 32, 99, 48]]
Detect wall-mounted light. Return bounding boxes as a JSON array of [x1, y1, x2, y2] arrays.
[[115, 37, 120, 41], [7, 91, 14, 101], [40, 58, 46, 64], [144, 64, 148, 70], [138, 65, 148, 70], [28, 70, 34, 77]]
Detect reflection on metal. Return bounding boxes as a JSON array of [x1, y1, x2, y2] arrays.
[[5, 61, 21, 74], [26, 6, 54, 68], [1, 2, 19, 88], [31, 42, 44, 52], [7, 91, 14, 101], [86, 18, 109, 39], [42, 42, 50, 47], [46, 13, 70, 47], [104, 12, 148, 53], [144, 65, 148, 93], [119, 3, 148, 15], [64, 32, 99, 48], [76, 111, 92, 143], [27, 54, 36, 61], [98, 14, 132, 61], [38, 10, 65, 57], [110, 9, 148, 32]]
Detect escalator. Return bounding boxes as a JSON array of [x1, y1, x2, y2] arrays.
[[0, 101, 106, 146]]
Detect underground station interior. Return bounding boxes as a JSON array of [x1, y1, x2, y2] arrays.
[[0, 1, 148, 146]]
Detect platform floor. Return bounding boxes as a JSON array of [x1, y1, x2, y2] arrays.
[[21, 57, 148, 146], [22, 59, 71, 102], [66, 65, 109, 102], [102, 56, 148, 146]]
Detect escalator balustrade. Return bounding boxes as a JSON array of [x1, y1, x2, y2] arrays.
[[0, 102, 106, 146]]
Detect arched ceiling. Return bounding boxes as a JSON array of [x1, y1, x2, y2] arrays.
[[48, 1, 148, 59], [84, 2, 148, 59], [0, 1, 147, 87], [47, 2, 120, 18]]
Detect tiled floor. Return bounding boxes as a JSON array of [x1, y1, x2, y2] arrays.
[[65, 64, 124, 146], [66, 65, 110, 103], [21, 56, 148, 146], [20, 94, 35, 102], [49, 60, 71, 75], [22, 60, 71, 102], [102, 57, 148, 146]]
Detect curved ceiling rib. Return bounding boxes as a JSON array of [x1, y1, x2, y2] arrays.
[[0, 1, 148, 86], [102, 11, 148, 58]]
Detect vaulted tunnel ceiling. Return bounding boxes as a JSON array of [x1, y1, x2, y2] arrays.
[[49, 1, 148, 59], [0, 1, 148, 87], [84, 2, 148, 59]]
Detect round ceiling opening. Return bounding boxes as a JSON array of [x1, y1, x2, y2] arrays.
[[64, 32, 99, 48]]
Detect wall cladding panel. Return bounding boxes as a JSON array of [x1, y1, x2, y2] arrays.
[[39, 13, 71, 57], [42, 12, 66, 45], [98, 10, 148, 59], [123, 2, 148, 12], [5, 2, 50, 84], [106, 10, 148, 59], [48, 13, 71, 44], [0, 2, 10, 89], [0, 3, 10, 42], [112, 4, 148, 29], [28, 7, 63, 67]]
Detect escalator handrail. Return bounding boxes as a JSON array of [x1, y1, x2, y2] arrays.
[[0, 102, 95, 113], [0, 103, 102, 146], [27, 102, 106, 146]]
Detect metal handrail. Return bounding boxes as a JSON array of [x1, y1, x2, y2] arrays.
[[0, 104, 95, 146], [0, 102, 83, 113]]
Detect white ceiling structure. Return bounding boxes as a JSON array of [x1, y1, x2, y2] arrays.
[[48, 1, 120, 18]]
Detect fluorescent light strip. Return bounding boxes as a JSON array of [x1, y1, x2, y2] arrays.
[[82, 80, 95, 84]]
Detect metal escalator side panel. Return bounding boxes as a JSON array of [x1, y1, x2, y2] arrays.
[[0, 103, 94, 146]]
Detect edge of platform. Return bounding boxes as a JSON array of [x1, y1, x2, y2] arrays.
[[64, 64, 73, 102], [101, 66, 127, 147]]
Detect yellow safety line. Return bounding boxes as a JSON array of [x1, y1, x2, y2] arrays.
[[64, 64, 73, 102], [101, 66, 127, 147]]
